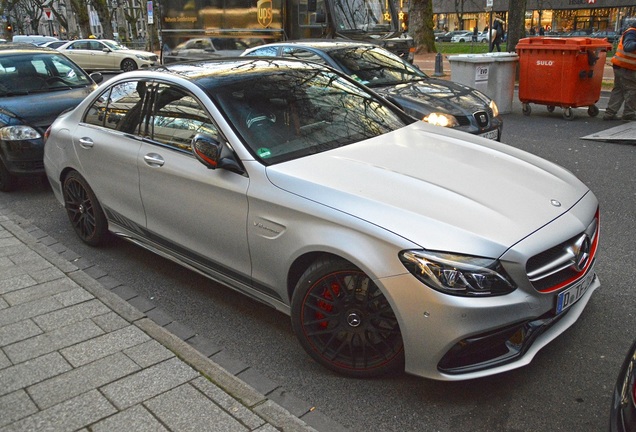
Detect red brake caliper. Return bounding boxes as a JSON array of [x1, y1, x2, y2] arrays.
[[316, 282, 340, 328]]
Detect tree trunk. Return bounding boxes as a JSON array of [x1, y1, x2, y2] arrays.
[[69, 0, 91, 38], [90, 0, 115, 39], [505, 0, 527, 54], [410, 0, 436, 53]]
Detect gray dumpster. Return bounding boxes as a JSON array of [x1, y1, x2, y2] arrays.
[[447, 52, 518, 114]]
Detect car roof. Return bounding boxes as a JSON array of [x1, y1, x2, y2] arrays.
[[0, 43, 57, 54], [143, 57, 333, 85], [247, 40, 380, 53]]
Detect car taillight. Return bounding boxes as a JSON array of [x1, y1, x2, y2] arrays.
[[43, 126, 52, 143]]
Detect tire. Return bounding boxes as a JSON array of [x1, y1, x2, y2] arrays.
[[588, 105, 600, 117], [121, 58, 138, 72], [62, 171, 108, 246], [562, 107, 575, 121], [0, 158, 17, 192], [522, 103, 531, 116], [547, 105, 555, 113], [291, 257, 404, 377]]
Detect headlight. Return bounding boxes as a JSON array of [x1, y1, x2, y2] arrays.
[[422, 113, 459, 128], [399, 250, 517, 296], [490, 100, 500, 117], [135, 54, 149, 61], [0, 125, 41, 141]]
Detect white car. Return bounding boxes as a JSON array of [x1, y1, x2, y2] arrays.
[[57, 39, 159, 72], [44, 58, 600, 380], [450, 31, 474, 42]]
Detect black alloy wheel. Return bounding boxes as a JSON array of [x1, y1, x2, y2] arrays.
[[291, 257, 404, 377], [121, 58, 138, 72], [62, 171, 108, 246]]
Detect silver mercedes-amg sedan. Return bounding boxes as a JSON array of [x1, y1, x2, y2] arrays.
[[43, 58, 600, 380]]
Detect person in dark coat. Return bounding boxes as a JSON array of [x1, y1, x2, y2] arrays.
[[489, 16, 505, 52]]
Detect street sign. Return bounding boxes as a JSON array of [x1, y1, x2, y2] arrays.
[[486, 0, 493, 7], [43, 7, 53, 21], [147, 1, 154, 24]]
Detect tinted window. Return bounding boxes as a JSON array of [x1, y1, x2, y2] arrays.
[[84, 80, 146, 133], [245, 46, 279, 57], [0, 53, 92, 95], [209, 65, 410, 164], [151, 84, 219, 151], [281, 47, 326, 64]]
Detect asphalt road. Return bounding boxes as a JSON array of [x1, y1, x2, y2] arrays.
[[2, 91, 635, 431]]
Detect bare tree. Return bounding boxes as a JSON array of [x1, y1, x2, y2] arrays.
[[409, 0, 436, 53], [89, 0, 115, 38], [69, 0, 92, 37], [454, 0, 464, 30]]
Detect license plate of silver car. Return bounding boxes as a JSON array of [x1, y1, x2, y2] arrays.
[[556, 269, 595, 314]]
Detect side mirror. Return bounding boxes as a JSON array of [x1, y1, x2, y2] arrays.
[[90, 72, 103, 84], [192, 133, 221, 169], [191, 133, 245, 174]]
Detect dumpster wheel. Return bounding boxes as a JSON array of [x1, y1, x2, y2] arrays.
[[563, 107, 575, 121], [547, 106, 555, 113], [588, 105, 600, 117], [522, 103, 531, 116]]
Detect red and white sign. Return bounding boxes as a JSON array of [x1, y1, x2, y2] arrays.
[[43, 7, 53, 21]]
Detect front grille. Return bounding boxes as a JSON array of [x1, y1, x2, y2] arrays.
[[526, 209, 599, 292], [473, 110, 490, 127]]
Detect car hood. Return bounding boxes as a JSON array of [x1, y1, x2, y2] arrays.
[[372, 79, 491, 117], [265, 122, 590, 256], [0, 86, 95, 131]]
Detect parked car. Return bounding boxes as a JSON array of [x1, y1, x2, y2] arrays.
[[57, 39, 159, 72], [0, 43, 99, 191], [45, 57, 600, 380], [242, 40, 503, 140], [40, 40, 67, 49], [450, 31, 473, 42], [610, 339, 636, 432], [12, 35, 58, 45], [163, 37, 263, 64], [562, 29, 593, 37], [591, 30, 620, 43], [436, 30, 470, 42]]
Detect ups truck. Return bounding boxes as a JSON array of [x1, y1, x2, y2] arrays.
[[161, 0, 414, 63]]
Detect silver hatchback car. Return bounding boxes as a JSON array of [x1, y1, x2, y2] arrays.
[[44, 58, 600, 380]]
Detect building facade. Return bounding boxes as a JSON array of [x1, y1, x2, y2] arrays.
[[432, 0, 636, 34]]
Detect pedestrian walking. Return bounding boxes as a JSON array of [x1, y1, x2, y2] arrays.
[[604, 19, 636, 121], [489, 16, 505, 52]]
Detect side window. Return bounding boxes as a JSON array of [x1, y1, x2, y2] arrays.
[[84, 80, 148, 134], [282, 47, 325, 64], [150, 84, 219, 151], [245, 46, 278, 57]]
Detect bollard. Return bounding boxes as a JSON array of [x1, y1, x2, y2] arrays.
[[433, 52, 444, 77]]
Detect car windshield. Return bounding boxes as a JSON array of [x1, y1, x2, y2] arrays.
[[203, 61, 412, 164], [329, 46, 428, 86], [0, 53, 92, 95], [101, 40, 129, 51], [331, 0, 397, 33]]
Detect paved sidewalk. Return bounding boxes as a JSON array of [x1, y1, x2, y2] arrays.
[[0, 207, 318, 432]]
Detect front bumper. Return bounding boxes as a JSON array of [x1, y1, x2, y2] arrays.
[[1, 139, 45, 176]]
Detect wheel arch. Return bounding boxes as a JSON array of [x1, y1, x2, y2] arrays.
[[286, 251, 354, 303]]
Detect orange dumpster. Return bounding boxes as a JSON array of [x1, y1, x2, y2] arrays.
[[516, 37, 612, 120]]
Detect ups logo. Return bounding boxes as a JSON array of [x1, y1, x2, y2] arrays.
[[257, 0, 273, 27]]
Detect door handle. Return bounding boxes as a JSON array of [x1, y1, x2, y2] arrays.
[[78, 137, 94, 149], [144, 153, 165, 167]]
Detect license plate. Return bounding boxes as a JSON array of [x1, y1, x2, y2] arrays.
[[479, 129, 499, 140], [555, 270, 595, 314]]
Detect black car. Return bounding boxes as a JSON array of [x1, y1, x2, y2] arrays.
[[610, 339, 636, 432], [242, 40, 503, 140], [0, 44, 99, 191]]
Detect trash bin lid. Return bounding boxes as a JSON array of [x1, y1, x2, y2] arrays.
[[516, 37, 612, 52]]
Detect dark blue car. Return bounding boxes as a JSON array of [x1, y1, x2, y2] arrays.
[[0, 44, 100, 191]]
